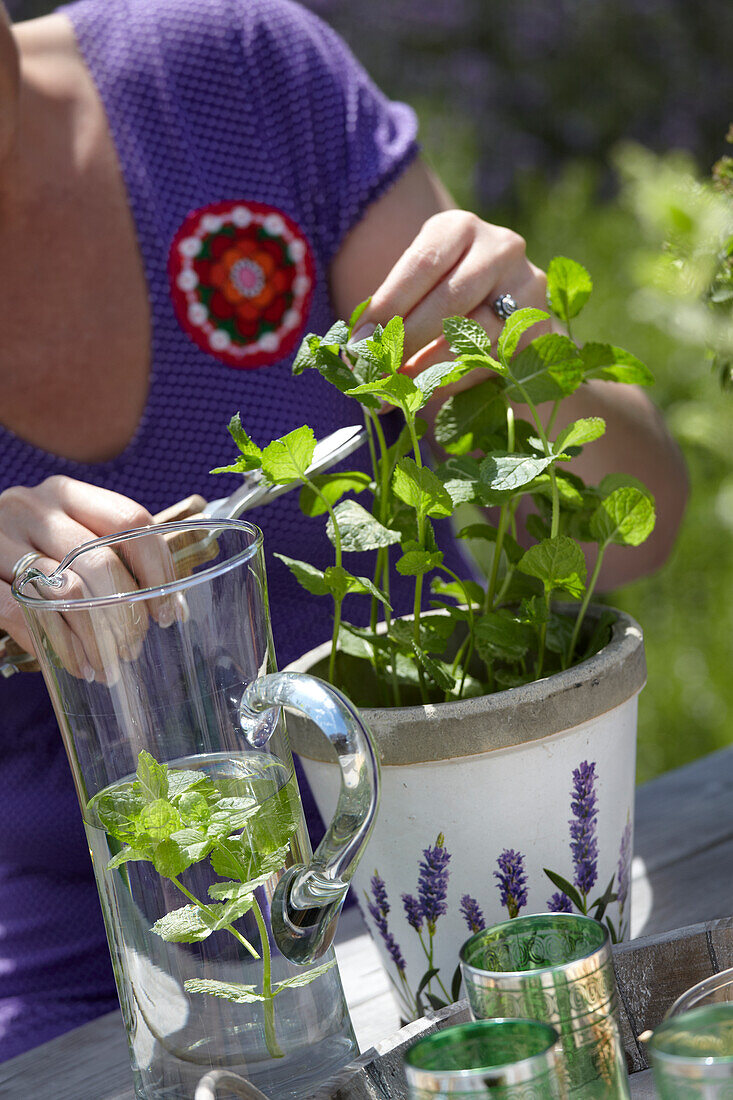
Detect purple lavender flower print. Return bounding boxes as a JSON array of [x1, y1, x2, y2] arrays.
[[402, 893, 424, 933], [569, 760, 599, 897], [494, 849, 528, 919], [617, 821, 632, 916], [547, 891, 573, 913], [371, 872, 390, 919], [417, 833, 451, 932], [366, 874, 406, 974], [460, 894, 486, 934]]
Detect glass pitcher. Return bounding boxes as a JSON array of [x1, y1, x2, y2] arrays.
[[11, 519, 380, 1100]]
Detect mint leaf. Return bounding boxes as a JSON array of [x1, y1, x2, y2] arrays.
[[480, 452, 557, 495], [209, 797, 259, 834], [347, 298, 370, 334], [298, 471, 371, 517], [474, 613, 533, 661], [167, 771, 211, 800], [106, 847, 148, 871], [273, 554, 329, 596], [589, 487, 656, 547], [261, 426, 316, 484], [505, 334, 583, 404], [152, 904, 217, 943], [413, 360, 474, 402], [208, 881, 253, 902], [184, 979, 266, 1004], [326, 500, 401, 551], [91, 786, 143, 844], [323, 565, 392, 607], [169, 827, 214, 863], [274, 960, 337, 992], [554, 417, 606, 453], [393, 458, 453, 518], [597, 473, 653, 499], [430, 576, 485, 607], [136, 799, 182, 842], [411, 643, 455, 692], [395, 547, 444, 576], [292, 332, 322, 375], [442, 316, 494, 360], [380, 316, 405, 374], [136, 751, 168, 804], [581, 343, 654, 386], [346, 372, 421, 413], [436, 456, 484, 506], [517, 536, 587, 598], [228, 414, 262, 467], [152, 837, 200, 878], [497, 307, 550, 362], [547, 257, 593, 321], [433, 378, 504, 455]]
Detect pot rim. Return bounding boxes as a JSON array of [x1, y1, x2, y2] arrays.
[[286, 604, 646, 766]]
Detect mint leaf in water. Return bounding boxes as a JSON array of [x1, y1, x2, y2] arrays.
[[184, 979, 267, 1004], [136, 751, 168, 804], [273, 960, 337, 992]]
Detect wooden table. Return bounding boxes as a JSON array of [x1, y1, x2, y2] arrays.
[[2, 745, 732, 1099]]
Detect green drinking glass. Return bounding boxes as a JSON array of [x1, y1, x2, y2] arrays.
[[403, 1019, 564, 1099], [460, 913, 629, 1099], [648, 1004, 733, 1099]]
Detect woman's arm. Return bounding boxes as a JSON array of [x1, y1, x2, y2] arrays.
[[329, 157, 688, 587]]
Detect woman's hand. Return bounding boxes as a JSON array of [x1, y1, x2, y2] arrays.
[[352, 209, 548, 377], [0, 476, 175, 679]]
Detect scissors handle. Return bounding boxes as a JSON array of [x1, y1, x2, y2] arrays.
[[0, 494, 207, 677]]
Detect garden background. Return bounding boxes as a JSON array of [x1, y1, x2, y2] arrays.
[[9, 0, 733, 783]]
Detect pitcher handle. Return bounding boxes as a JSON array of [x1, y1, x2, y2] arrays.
[[239, 672, 380, 964]]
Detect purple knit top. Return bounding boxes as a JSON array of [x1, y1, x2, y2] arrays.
[[0, 0, 463, 1059]]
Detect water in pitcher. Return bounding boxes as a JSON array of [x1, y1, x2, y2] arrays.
[[83, 751, 356, 1100]]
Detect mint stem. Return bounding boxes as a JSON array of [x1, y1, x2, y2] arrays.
[[251, 896, 285, 1059], [171, 877, 260, 960], [566, 544, 607, 667]]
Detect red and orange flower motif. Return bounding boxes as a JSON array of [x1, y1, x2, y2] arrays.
[[168, 200, 315, 369]]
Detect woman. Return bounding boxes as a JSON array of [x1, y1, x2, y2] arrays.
[[0, 0, 684, 1060]]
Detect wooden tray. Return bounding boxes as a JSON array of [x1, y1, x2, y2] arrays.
[[314, 916, 733, 1099]]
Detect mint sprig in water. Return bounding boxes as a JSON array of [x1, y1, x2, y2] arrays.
[[91, 751, 333, 1060], [214, 257, 656, 706]]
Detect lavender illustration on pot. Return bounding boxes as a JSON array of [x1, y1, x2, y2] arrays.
[[365, 834, 460, 1019], [494, 848, 529, 919], [544, 760, 624, 942]]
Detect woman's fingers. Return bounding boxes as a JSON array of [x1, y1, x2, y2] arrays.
[[358, 210, 549, 371], [0, 476, 180, 681]]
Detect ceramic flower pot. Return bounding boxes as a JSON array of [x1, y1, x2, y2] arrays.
[[286, 607, 645, 1022]]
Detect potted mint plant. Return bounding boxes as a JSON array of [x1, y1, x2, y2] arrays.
[[214, 258, 653, 1021]]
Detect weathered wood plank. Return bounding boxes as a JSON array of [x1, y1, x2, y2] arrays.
[[634, 746, 733, 878]]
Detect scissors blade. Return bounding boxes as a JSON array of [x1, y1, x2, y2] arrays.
[[205, 424, 368, 520]]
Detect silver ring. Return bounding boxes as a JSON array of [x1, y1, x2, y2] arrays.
[[492, 293, 518, 320], [11, 551, 43, 583]]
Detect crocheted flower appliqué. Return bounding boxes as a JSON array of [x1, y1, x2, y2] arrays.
[[169, 200, 315, 369]]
